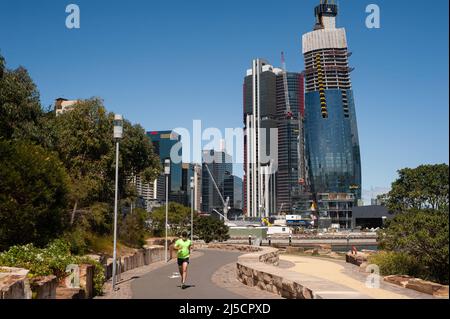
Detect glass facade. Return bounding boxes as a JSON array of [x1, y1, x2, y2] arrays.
[[304, 89, 361, 199], [147, 130, 186, 204]]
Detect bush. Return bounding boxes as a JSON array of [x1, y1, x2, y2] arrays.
[[368, 251, 424, 278], [378, 209, 449, 284], [0, 239, 105, 296]]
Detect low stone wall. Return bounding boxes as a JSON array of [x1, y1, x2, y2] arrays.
[[384, 275, 449, 298], [30, 276, 57, 299], [0, 267, 32, 299], [104, 245, 166, 281], [236, 247, 319, 299]]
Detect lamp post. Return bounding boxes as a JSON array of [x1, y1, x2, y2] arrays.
[[164, 158, 171, 263], [190, 176, 194, 243], [112, 114, 123, 292]]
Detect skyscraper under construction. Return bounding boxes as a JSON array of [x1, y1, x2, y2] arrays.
[[302, 0, 362, 227]]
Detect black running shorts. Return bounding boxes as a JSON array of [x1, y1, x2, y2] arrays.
[[177, 258, 189, 266]]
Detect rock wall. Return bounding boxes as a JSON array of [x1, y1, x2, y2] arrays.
[[235, 248, 319, 299], [384, 275, 449, 298], [29, 276, 57, 299], [103, 245, 166, 281], [0, 267, 32, 299]]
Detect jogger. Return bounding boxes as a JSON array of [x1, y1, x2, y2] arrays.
[[173, 231, 192, 289]]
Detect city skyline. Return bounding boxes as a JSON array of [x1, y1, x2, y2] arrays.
[[0, 0, 448, 203]]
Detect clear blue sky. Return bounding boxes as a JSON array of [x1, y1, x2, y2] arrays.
[[1, 0, 448, 202]]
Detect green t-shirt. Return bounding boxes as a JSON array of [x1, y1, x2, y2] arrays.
[[175, 238, 191, 259]]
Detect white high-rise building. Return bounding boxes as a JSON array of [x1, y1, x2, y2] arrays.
[[243, 59, 279, 218]]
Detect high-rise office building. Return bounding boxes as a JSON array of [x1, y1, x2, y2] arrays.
[[147, 130, 186, 205], [243, 60, 279, 218], [181, 163, 202, 211], [302, 1, 362, 202], [276, 71, 307, 215], [243, 59, 304, 217], [201, 147, 233, 214]]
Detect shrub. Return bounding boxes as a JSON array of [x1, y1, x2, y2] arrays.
[[0, 239, 105, 296], [378, 209, 449, 284], [368, 251, 424, 278]]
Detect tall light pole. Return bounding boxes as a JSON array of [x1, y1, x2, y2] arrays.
[[164, 158, 171, 263], [190, 176, 194, 242], [112, 114, 123, 292]]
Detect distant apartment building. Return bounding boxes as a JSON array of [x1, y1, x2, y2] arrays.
[[54, 98, 79, 116], [131, 174, 160, 212]]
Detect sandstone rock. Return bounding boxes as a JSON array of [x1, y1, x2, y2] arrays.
[[56, 287, 85, 299], [384, 275, 413, 287], [29, 275, 57, 299], [0, 267, 32, 299]]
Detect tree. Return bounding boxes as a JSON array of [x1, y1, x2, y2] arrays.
[[150, 203, 191, 236], [378, 209, 449, 284], [193, 216, 230, 243], [119, 208, 149, 248], [381, 164, 449, 213], [43, 98, 160, 226], [0, 54, 43, 141], [0, 141, 70, 250]]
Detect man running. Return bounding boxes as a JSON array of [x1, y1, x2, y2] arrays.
[[173, 230, 192, 289]]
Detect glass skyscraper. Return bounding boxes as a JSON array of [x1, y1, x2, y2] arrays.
[[302, 1, 362, 201], [147, 130, 186, 204]]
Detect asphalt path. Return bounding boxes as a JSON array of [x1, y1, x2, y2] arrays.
[[131, 249, 245, 299]]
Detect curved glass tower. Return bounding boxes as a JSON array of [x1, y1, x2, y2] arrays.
[[302, 1, 362, 200]]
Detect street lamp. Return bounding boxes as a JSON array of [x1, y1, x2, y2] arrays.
[[190, 176, 194, 243], [112, 114, 123, 292], [164, 158, 171, 263]]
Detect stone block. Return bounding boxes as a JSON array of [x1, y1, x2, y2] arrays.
[[29, 275, 57, 299], [79, 264, 94, 299], [56, 287, 86, 299]]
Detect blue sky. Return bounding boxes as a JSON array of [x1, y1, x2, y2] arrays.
[[1, 0, 448, 202]]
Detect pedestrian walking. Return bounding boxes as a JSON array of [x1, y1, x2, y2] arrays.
[[173, 230, 192, 289]]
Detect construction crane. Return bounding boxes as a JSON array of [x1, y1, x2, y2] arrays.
[[204, 163, 230, 223], [281, 52, 294, 215], [281, 52, 293, 120]]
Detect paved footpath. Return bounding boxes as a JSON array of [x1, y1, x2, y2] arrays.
[[131, 249, 281, 299], [279, 254, 437, 299]]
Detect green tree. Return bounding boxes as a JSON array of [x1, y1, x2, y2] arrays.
[[43, 98, 160, 226], [193, 216, 230, 243], [150, 203, 191, 236], [0, 141, 69, 250], [378, 209, 449, 284], [0, 54, 43, 141], [380, 164, 449, 213], [119, 208, 149, 248]]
